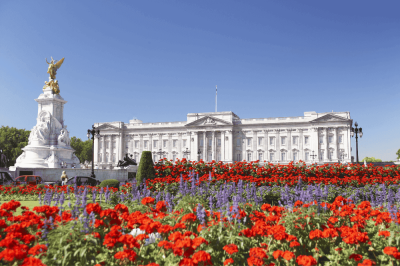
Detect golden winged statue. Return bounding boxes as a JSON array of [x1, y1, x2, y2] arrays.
[[46, 57, 64, 80]]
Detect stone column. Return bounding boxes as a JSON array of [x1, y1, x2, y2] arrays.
[[110, 136, 114, 165], [178, 132, 182, 161], [242, 132, 246, 162], [325, 128, 329, 161], [252, 130, 257, 162], [168, 133, 173, 161], [226, 130, 232, 163], [211, 131, 215, 161], [334, 127, 339, 160], [287, 129, 292, 162], [102, 136, 106, 164], [118, 133, 123, 162], [264, 130, 269, 163], [276, 130, 281, 162], [203, 131, 207, 162], [299, 129, 304, 161], [313, 128, 319, 163], [149, 134, 153, 153], [94, 135, 99, 164], [139, 134, 144, 163], [221, 131, 225, 162]]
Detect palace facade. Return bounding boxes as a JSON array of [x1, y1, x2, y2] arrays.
[[93, 111, 353, 168]]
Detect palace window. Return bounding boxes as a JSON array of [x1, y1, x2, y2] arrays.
[[218, 139, 221, 146], [112, 153, 116, 163], [319, 137, 323, 144], [200, 139, 203, 146], [153, 140, 157, 148], [236, 139, 240, 147], [105, 153, 109, 163], [328, 136, 333, 144], [183, 140, 187, 147], [247, 153, 252, 162], [329, 151, 334, 160], [209, 139, 212, 146], [112, 141, 116, 150], [339, 135, 343, 143], [217, 152, 221, 162], [293, 152, 298, 161], [153, 155, 156, 162], [281, 152, 286, 161], [144, 141, 148, 149], [237, 154, 241, 161], [281, 137, 286, 145], [247, 138, 252, 146], [258, 153, 263, 161], [320, 151, 324, 160], [173, 140, 177, 147], [293, 136, 298, 145], [106, 142, 109, 149], [99, 142, 102, 149], [98, 154, 102, 163], [304, 136, 309, 145], [270, 153, 274, 161], [163, 140, 167, 147], [134, 154, 138, 162], [305, 152, 309, 161], [270, 137, 274, 145], [135, 141, 139, 148], [258, 137, 263, 145], [173, 154, 176, 161]]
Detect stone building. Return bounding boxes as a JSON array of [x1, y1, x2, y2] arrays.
[[93, 111, 352, 169]]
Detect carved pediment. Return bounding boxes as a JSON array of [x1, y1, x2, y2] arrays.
[[310, 114, 349, 123], [185, 116, 232, 127], [96, 123, 120, 131]]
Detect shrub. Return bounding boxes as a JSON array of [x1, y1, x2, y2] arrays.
[[136, 151, 155, 187], [99, 179, 120, 190], [37, 184, 45, 189], [11, 187, 19, 193]]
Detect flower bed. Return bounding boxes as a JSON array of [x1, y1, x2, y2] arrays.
[[0, 161, 399, 265]]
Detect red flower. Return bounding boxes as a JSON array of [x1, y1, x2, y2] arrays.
[[141, 197, 155, 206], [296, 255, 317, 266], [224, 258, 234, 265], [358, 259, 376, 266], [191, 250, 213, 265], [86, 203, 102, 215], [383, 247, 399, 256], [114, 249, 137, 262], [181, 213, 197, 223], [28, 244, 47, 256], [309, 229, 323, 240], [20, 257, 46, 266], [223, 244, 239, 255], [349, 254, 363, 261]]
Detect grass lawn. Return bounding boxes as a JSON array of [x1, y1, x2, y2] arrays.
[[0, 200, 110, 217]]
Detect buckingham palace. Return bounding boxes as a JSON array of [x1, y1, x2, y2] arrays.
[[93, 111, 352, 168]]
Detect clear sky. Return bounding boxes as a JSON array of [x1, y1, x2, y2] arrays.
[[0, 1, 399, 161]]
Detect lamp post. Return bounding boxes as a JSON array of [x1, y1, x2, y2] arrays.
[[87, 125, 100, 179], [156, 149, 164, 163], [183, 147, 190, 160], [197, 149, 201, 162], [310, 150, 317, 164], [351, 122, 363, 164]]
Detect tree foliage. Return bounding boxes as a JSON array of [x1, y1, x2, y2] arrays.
[[70, 137, 93, 163], [361, 157, 382, 162], [136, 151, 155, 187], [397, 149, 400, 160], [0, 126, 30, 167]]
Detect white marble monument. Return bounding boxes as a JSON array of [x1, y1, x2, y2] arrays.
[[10, 57, 80, 170]]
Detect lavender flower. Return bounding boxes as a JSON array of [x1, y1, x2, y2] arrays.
[[196, 203, 206, 225]]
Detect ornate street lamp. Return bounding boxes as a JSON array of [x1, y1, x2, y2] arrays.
[[351, 122, 363, 164], [156, 149, 164, 163], [197, 149, 201, 162], [310, 150, 317, 163], [87, 125, 100, 179], [183, 148, 190, 160]]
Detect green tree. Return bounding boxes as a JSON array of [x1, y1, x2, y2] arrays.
[[361, 157, 382, 162], [70, 137, 93, 163], [0, 126, 30, 167], [397, 149, 400, 160], [136, 151, 155, 187]]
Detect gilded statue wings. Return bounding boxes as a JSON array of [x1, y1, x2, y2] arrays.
[[54, 58, 65, 70]]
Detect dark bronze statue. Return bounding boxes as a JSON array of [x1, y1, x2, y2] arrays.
[[0, 150, 8, 168], [117, 153, 137, 168]]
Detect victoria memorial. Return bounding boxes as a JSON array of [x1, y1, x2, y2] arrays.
[[93, 111, 353, 169]]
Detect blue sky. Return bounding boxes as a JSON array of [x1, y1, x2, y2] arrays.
[[1, 0, 399, 161]]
